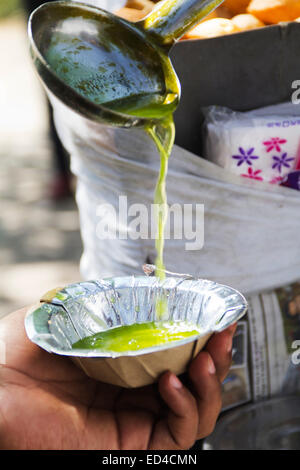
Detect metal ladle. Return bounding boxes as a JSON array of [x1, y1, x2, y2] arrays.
[[29, 0, 223, 128]]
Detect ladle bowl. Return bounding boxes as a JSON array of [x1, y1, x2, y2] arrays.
[[28, 0, 224, 127]]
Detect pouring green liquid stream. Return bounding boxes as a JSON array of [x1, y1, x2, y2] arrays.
[[30, 0, 224, 348]]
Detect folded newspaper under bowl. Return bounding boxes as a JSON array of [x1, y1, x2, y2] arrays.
[[25, 276, 247, 387]]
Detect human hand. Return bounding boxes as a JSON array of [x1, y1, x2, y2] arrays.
[[0, 307, 236, 450]]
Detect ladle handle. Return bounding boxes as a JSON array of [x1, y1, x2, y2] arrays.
[[137, 0, 224, 50]]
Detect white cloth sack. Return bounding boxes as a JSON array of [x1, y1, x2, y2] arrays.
[[51, 95, 300, 297]]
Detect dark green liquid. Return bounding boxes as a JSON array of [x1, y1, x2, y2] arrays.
[[72, 321, 200, 353], [45, 11, 179, 119]]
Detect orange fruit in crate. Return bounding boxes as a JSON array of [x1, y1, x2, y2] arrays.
[[180, 5, 234, 40], [116, 7, 149, 21], [116, 0, 155, 22], [214, 5, 234, 18], [247, 0, 300, 24], [183, 18, 240, 39], [231, 13, 265, 30], [223, 0, 251, 15], [125, 0, 155, 12]]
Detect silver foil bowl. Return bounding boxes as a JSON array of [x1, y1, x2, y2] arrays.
[[25, 276, 248, 388]]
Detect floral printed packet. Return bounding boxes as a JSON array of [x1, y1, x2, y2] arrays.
[[203, 103, 300, 186]]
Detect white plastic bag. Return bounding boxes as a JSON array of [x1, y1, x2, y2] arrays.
[[203, 103, 300, 185]]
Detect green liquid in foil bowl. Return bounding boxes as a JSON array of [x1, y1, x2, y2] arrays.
[[43, 5, 206, 321], [72, 321, 201, 353]]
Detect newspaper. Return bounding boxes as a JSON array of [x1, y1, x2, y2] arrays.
[[222, 282, 300, 411]]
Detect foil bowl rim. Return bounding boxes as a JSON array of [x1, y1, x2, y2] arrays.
[[24, 276, 248, 359]]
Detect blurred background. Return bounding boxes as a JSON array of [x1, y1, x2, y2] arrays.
[[0, 0, 82, 318]]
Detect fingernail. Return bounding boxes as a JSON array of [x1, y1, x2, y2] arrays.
[[169, 374, 183, 390], [207, 355, 216, 375]]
